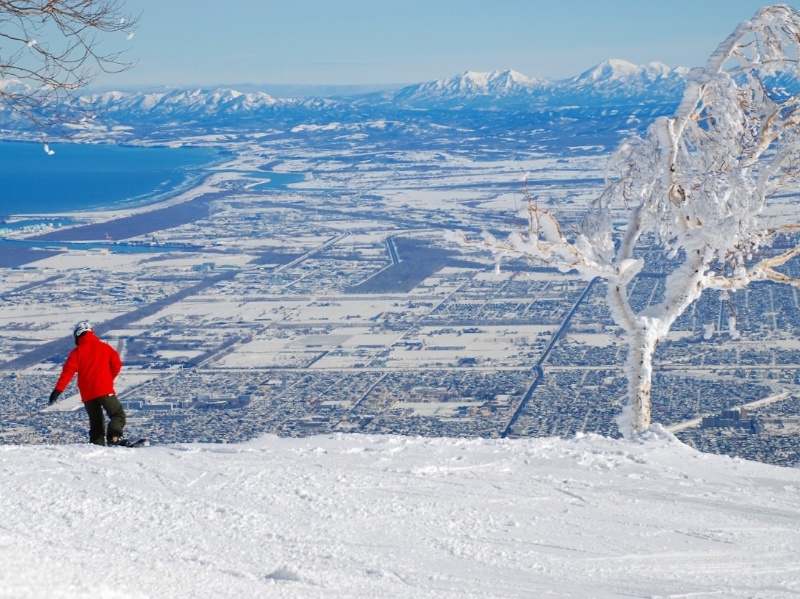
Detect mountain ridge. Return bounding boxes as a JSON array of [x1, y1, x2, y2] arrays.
[[0, 58, 688, 137]]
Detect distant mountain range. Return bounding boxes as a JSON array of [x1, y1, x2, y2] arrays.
[[0, 59, 692, 141], [383, 60, 688, 108], [78, 59, 688, 116]]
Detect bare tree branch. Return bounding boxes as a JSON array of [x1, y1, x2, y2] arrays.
[[0, 0, 138, 135]]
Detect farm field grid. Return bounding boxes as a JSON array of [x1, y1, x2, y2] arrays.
[[2, 129, 800, 466]]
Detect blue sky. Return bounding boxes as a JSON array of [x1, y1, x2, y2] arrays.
[[105, 1, 798, 88]]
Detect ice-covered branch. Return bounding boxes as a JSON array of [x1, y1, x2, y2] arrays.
[[456, 4, 800, 437]]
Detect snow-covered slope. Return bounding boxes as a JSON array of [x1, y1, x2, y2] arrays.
[[3, 429, 799, 598]]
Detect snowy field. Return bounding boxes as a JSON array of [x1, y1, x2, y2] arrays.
[[2, 429, 799, 598]]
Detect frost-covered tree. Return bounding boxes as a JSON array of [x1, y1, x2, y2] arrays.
[[0, 0, 136, 133], [459, 5, 800, 436]]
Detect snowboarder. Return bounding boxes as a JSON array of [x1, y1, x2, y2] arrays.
[[48, 321, 130, 446]]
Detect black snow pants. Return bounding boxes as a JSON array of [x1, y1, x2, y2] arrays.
[[84, 394, 126, 445]]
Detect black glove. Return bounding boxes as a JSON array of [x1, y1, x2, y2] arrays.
[[48, 390, 62, 405]]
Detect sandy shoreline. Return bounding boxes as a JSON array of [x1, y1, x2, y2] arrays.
[[29, 171, 243, 239], [9, 170, 242, 223], [0, 171, 246, 268], [1, 148, 306, 266]]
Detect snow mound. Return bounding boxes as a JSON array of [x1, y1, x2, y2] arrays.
[[2, 431, 799, 598]]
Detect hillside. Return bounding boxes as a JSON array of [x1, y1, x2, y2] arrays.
[[2, 429, 799, 598]]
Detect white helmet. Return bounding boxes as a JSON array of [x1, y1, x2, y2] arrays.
[[73, 320, 93, 342]]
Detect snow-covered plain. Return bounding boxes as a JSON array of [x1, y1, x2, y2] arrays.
[[3, 429, 799, 598]]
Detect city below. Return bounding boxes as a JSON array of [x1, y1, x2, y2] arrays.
[[1, 96, 800, 468]]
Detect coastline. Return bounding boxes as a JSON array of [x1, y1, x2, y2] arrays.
[[0, 141, 309, 267], [20, 169, 241, 219], [0, 170, 243, 269], [0, 140, 230, 218], [27, 171, 243, 242]]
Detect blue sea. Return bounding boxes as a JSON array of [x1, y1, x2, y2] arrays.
[[0, 141, 222, 215]]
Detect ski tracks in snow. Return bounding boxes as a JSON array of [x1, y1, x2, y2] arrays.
[[2, 431, 800, 598]]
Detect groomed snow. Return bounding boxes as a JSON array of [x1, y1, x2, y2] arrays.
[[2, 429, 799, 598]]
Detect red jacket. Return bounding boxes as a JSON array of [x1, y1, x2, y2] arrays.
[[55, 331, 122, 402]]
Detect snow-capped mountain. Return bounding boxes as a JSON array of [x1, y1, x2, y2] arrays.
[[82, 87, 289, 120], [559, 59, 689, 105], [88, 87, 276, 112], [0, 60, 680, 148], [387, 69, 552, 107], [384, 60, 688, 109], [0, 59, 688, 136]]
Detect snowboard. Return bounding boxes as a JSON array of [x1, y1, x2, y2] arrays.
[[113, 438, 149, 448]]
